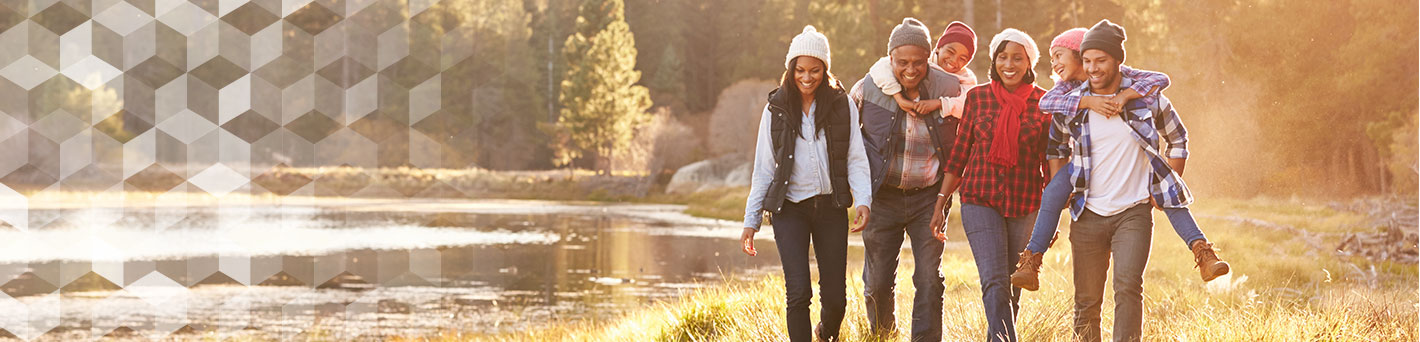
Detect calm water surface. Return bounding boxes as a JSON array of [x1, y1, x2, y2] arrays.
[[0, 199, 805, 340]]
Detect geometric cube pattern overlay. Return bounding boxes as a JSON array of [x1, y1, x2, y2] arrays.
[[0, 0, 499, 338], [0, 0, 491, 199]]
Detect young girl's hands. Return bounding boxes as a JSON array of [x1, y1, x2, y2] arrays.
[[1081, 96, 1122, 117], [914, 99, 942, 115], [894, 94, 920, 116]]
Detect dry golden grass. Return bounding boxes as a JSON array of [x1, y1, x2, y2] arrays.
[[422, 197, 1418, 341]]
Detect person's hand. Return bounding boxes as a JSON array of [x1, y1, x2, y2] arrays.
[[740, 227, 757, 256], [1104, 88, 1144, 117], [914, 99, 942, 115], [930, 209, 949, 242], [931, 196, 950, 242], [894, 95, 920, 116], [1081, 96, 1122, 117], [1106, 95, 1130, 115], [850, 205, 870, 232], [1148, 197, 1164, 210]]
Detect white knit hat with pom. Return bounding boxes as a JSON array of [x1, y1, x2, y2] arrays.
[[786, 25, 831, 70], [988, 28, 1040, 69]]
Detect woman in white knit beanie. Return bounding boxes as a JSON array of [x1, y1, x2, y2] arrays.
[[740, 25, 873, 342], [930, 27, 1051, 342]]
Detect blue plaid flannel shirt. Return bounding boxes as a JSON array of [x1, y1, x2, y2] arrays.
[[1045, 78, 1194, 220]]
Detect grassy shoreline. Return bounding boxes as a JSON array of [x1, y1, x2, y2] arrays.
[[22, 165, 751, 220], [259, 166, 752, 221], [414, 197, 1417, 341]]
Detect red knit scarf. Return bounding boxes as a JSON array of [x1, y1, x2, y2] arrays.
[[986, 81, 1033, 168]]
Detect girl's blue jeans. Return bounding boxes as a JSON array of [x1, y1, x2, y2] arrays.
[[1026, 167, 1207, 254]]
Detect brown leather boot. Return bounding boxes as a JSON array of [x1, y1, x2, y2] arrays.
[[1011, 249, 1045, 291], [1191, 240, 1231, 281]]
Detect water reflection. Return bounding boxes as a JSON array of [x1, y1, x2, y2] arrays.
[[0, 202, 780, 339]]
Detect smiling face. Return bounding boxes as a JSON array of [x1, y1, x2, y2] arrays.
[[792, 56, 825, 99], [1050, 46, 1084, 82], [1081, 49, 1122, 93], [891, 45, 931, 92], [993, 41, 1029, 88], [934, 42, 971, 74]]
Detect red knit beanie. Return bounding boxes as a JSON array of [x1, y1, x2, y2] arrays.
[[1050, 28, 1088, 52], [935, 21, 977, 62]]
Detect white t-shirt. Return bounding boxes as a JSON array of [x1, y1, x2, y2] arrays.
[[1083, 109, 1152, 216]]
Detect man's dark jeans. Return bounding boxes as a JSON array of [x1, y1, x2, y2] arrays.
[[861, 185, 944, 342]]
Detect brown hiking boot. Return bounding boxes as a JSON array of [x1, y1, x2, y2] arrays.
[[1191, 240, 1231, 281], [1011, 249, 1045, 291], [1010, 232, 1057, 291]]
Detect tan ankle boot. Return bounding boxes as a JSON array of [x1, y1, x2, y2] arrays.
[[1191, 240, 1231, 281], [1011, 249, 1044, 291]]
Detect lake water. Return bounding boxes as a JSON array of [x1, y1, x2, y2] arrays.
[[0, 199, 790, 340]]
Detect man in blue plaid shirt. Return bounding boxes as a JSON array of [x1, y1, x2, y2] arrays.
[[1046, 78, 1193, 218], [1036, 20, 1228, 342]]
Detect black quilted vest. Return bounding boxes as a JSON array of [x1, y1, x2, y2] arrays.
[[761, 82, 853, 213]]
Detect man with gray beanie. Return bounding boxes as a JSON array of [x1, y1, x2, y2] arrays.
[[849, 17, 961, 342], [1047, 19, 1198, 342]]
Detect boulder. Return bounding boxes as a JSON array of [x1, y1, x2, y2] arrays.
[[723, 162, 753, 188], [666, 155, 749, 194]]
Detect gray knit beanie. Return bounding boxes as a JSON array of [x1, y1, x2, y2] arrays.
[[1080, 19, 1126, 63], [888, 18, 932, 54]]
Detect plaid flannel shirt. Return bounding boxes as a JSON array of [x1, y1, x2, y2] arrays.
[[1046, 78, 1194, 220], [1038, 65, 1170, 118], [885, 111, 941, 189], [944, 84, 1052, 218]]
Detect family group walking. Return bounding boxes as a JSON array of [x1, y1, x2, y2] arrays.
[[739, 17, 1232, 342]]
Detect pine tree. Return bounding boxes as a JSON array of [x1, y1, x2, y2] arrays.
[[553, 0, 652, 173]]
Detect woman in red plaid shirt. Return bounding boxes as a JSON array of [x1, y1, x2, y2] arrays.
[[928, 28, 1051, 342]]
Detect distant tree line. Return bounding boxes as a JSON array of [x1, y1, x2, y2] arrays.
[[464, 0, 1415, 197]]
